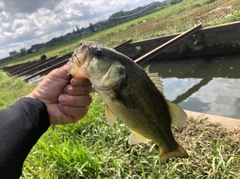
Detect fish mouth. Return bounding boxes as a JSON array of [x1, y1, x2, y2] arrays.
[[68, 42, 99, 78], [69, 42, 124, 92]]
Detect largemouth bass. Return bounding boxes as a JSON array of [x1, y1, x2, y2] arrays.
[[68, 42, 189, 162]]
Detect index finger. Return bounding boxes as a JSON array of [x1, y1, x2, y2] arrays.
[[71, 77, 91, 87]]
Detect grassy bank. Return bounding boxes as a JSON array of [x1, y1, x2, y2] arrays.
[[1, 0, 240, 67], [0, 70, 239, 178], [1, 0, 240, 178], [0, 71, 36, 108], [21, 109, 240, 178]]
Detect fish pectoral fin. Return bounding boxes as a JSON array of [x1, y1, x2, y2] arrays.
[[128, 131, 151, 145], [105, 105, 117, 127], [166, 100, 188, 128]]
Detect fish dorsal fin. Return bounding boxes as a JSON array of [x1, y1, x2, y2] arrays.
[[128, 131, 151, 145], [144, 65, 151, 74], [144, 65, 164, 94], [166, 100, 188, 128], [105, 105, 117, 127]]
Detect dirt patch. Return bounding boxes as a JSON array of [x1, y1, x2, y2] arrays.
[[196, 5, 236, 22]]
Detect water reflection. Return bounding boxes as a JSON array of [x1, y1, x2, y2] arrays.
[[143, 55, 240, 119], [179, 78, 240, 119]]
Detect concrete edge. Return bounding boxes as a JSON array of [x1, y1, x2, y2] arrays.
[[185, 110, 240, 129]]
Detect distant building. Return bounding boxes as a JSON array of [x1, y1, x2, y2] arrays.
[[9, 51, 18, 57]]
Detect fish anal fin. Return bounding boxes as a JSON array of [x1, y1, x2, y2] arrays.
[[166, 100, 188, 128], [105, 105, 117, 127], [128, 131, 151, 145], [160, 144, 189, 163]]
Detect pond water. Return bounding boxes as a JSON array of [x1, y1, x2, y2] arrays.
[[26, 55, 240, 119], [143, 55, 240, 119]]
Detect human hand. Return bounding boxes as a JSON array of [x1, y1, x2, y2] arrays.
[[27, 63, 92, 125]]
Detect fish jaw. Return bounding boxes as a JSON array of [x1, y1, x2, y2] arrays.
[[68, 63, 91, 78], [68, 43, 92, 78]]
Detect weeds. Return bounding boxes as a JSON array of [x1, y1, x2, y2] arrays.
[[1, 69, 239, 178], [0, 71, 35, 108], [19, 93, 240, 178], [1, 0, 240, 178]]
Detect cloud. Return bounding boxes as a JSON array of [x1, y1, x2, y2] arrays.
[[3, 31, 12, 37], [2, 22, 10, 28], [0, 0, 158, 59], [12, 19, 31, 35], [0, 0, 64, 14]]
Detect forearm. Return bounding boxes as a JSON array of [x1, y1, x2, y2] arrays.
[[0, 97, 50, 179]]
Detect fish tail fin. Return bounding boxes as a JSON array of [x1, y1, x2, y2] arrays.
[[160, 144, 188, 163]]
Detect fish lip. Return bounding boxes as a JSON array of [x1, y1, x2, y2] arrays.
[[69, 41, 102, 64], [68, 42, 97, 78], [69, 43, 91, 63]]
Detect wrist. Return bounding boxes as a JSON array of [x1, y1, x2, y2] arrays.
[[26, 92, 37, 100]]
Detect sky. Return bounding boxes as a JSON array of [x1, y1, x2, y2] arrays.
[[0, 0, 158, 59]]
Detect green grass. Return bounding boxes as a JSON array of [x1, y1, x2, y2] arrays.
[[21, 95, 240, 178], [1, 0, 240, 177], [1, 68, 240, 178], [0, 70, 36, 108]]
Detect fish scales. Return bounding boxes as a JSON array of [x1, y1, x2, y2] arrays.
[[68, 42, 189, 163]]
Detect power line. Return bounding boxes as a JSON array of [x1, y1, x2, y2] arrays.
[[109, 1, 156, 20]]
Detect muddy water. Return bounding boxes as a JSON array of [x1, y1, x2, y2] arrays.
[[143, 55, 240, 119]]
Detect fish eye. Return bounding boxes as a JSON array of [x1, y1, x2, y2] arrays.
[[76, 43, 82, 48], [94, 49, 102, 57]]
